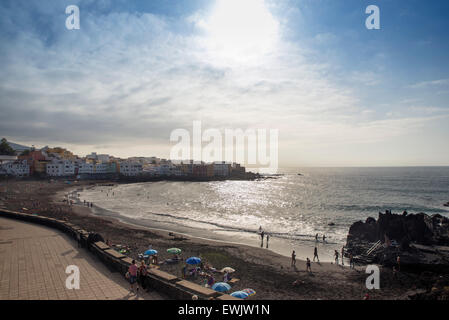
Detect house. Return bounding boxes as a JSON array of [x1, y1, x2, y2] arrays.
[[46, 160, 75, 176], [0, 160, 30, 177], [119, 161, 143, 176], [18, 150, 49, 175]]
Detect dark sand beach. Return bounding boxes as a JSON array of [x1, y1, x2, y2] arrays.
[[0, 179, 432, 300]]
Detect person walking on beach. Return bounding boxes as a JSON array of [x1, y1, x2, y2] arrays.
[[341, 246, 345, 265], [313, 246, 319, 262], [334, 250, 339, 265], [128, 260, 138, 294], [266, 234, 269, 248], [306, 258, 312, 273], [260, 231, 265, 248]]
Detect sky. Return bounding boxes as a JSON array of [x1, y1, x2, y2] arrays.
[[0, 0, 449, 167]]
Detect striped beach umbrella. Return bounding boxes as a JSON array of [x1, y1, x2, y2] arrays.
[[230, 291, 249, 299], [212, 282, 231, 292], [242, 288, 256, 297]]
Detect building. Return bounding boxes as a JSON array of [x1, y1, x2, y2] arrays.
[[213, 161, 231, 177], [230, 163, 246, 176], [119, 161, 143, 176], [0, 160, 30, 177], [46, 160, 75, 176], [94, 162, 116, 174], [77, 162, 94, 174], [192, 162, 214, 177], [18, 150, 49, 175]]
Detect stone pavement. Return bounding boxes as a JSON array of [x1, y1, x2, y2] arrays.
[[0, 217, 165, 300]]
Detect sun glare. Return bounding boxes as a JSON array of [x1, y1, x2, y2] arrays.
[[200, 0, 280, 65]]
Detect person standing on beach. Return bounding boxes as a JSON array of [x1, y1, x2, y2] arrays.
[[291, 250, 296, 267], [315, 233, 318, 242], [396, 255, 401, 271], [313, 247, 319, 262], [322, 234, 326, 243], [128, 260, 138, 294], [306, 258, 312, 273], [266, 234, 269, 248], [334, 250, 339, 265], [260, 231, 265, 247], [341, 246, 345, 265]]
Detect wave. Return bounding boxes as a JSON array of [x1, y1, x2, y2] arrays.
[[144, 211, 339, 243]]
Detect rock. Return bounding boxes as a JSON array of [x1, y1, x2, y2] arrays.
[[346, 211, 449, 271]]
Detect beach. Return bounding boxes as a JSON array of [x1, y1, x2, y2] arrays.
[[0, 179, 431, 300]]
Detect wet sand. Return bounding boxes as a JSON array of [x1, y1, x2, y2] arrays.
[[0, 179, 424, 300]]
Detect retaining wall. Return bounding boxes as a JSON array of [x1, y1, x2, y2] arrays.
[[0, 209, 238, 300]]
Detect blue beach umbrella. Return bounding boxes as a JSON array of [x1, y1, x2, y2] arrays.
[[186, 257, 201, 265], [230, 291, 249, 299], [212, 282, 231, 292], [144, 249, 158, 256]]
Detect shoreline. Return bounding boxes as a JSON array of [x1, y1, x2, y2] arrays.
[[0, 179, 430, 300], [74, 182, 345, 263]]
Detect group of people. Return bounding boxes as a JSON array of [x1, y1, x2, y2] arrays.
[[290, 245, 356, 273], [82, 200, 93, 208], [181, 261, 232, 288], [127, 260, 150, 294]]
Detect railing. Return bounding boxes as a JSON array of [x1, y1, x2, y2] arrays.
[[366, 240, 382, 256]]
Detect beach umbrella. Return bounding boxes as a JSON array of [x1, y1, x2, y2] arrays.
[[212, 282, 231, 292], [167, 248, 182, 254], [230, 291, 249, 299], [144, 249, 158, 256], [220, 267, 235, 273], [186, 257, 201, 265], [242, 288, 256, 297]]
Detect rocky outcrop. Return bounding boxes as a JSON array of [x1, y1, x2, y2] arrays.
[[347, 211, 449, 246], [346, 211, 449, 272]]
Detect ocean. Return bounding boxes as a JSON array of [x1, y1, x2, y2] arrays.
[[79, 167, 449, 262]]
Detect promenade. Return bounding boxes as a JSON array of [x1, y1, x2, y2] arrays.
[[0, 217, 164, 300]]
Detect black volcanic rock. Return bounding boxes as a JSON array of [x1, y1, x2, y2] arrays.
[[345, 211, 449, 271]]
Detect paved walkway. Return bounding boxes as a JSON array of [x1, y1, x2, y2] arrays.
[[0, 217, 164, 300]]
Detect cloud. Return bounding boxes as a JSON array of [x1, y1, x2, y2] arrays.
[[408, 78, 449, 89], [0, 0, 447, 165]]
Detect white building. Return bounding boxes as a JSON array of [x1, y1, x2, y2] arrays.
[[94, 162, 116, 174], [78, 162, 94, 174], [46, 160, 75, 176], [0, 160, 30, 177], [119, 162, 142, 176], [86, 152, 110, 163]]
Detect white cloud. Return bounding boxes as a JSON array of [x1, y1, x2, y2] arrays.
[[1, 2, 447, 165]]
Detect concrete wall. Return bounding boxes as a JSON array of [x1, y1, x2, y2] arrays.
[[0, 209, 237, 301]]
